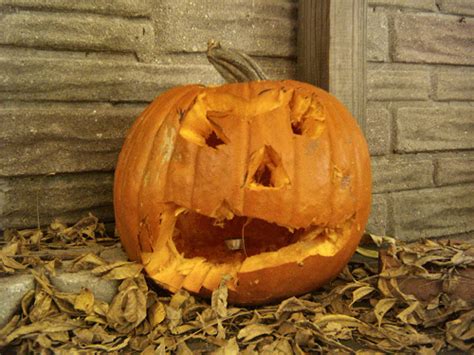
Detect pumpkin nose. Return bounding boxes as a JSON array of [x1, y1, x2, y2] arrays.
[[225, 238, 243, 250]]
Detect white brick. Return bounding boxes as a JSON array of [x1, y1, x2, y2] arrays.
[[0, 11, 154, 61], [0, 0, 151, 17], [366, 194, 388, 235], [368, 68, 431, 101], [437, 0, 474, 16], [367, 10, 389, 62], [0, 173, 114, 229], [434, 68, 474, 101], [0, 104, 144, 176], [396, 106, 474, 152], [372, 156, 434, 192], [153, 0, 297, 57], [366, 105, 391, 155], [392, 184, 474, 240], [369, 0, 436, 11], [435, 153, 474, 186], [393, 14, 474, 65]]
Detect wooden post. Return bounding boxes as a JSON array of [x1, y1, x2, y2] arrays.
[[297, 0, 367, 132]]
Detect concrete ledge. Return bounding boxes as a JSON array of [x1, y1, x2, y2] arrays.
[[0, 274, 35, 327], [0, 244, 128, 327]]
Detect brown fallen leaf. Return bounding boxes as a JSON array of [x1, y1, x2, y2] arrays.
[[211, 275, 231, 318], [91, 261, 143, 280], [149, 301, 166, 327], [212, 337, 239, 355], [446, 308, 474, 351], [74, 288, 95, 314], [237, 324, 273, 342], [107, 277, 148, 333], [5, 316, 84, 344], [68, 252, 107, 272], [374, 298, 397, 327]]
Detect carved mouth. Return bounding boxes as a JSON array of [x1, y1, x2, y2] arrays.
[[140, 205, 354, 295]]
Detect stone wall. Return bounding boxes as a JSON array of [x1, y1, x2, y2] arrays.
[[1, 0, 473, 242], [0, 0, 297, 229], [366, 0, 474, 240]]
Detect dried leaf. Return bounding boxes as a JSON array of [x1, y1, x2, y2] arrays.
[[2, 241, 19, 255], [446, 308, 474, 351], [314, 314, 364, 328], [73, 324, 117, 345], [176, 341, 194, 355], [92, 261, 143, 280], [82, 336, 130, 351], [213, 337, 239, 355], [211, 275, 231, 318], [68, 253, 106, 272], [350, 286, 375, 306], [0, 253, 27, 271], [374, 298, 397, 327], [0, 315, 20, 340], [169, 290, 192, 309], [237, 324, 273, 342], [397, 301, 421, 325], [356, 246, 379, 259], [260, 339, 292, 354], [107, 277, 147, 333], [35, 334, 52, 349], [166, 306, 183, 331], [369, 234, 396, 247], [149, 301, 166, 327], [5, 317, 83, 344], [29, 290, 56, 322], [74, 288, 95, 314], [276, 297, 307, 318]]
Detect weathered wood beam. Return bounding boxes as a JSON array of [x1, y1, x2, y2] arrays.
[[297, 0, 367, 132]]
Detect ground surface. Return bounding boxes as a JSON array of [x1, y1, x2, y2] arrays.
[[0, 216, 472, 354]]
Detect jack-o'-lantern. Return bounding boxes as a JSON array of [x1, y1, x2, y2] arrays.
[[114, 42, 371, 305]]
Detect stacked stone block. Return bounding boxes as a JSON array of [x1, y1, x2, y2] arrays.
[[0, 0, 297, 230], [366, 0, 474, 240]]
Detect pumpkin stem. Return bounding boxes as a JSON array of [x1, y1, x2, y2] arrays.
[[207, 40, 269, 83]]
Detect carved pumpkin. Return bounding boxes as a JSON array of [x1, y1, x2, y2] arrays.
[[114, 42, 371, 305]]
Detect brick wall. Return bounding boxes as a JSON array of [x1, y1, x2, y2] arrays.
[[0, 0, 297, 229], [365, 0, 474, 240], [1, 1, 473, 242]]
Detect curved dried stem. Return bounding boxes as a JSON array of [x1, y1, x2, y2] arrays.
[[206, 40, 269, 83]]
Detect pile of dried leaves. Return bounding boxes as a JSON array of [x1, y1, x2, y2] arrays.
[[0, 216, 473, 354]]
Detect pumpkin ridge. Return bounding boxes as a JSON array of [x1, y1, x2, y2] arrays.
[[115, 103, 163, 259], [116, 87, 194, 260], [320, 95, 334, 226], [289, 103, 299, 225], [238, 98, 251, 214]]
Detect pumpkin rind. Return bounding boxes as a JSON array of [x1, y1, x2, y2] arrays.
[[114, 79, 371, 305]]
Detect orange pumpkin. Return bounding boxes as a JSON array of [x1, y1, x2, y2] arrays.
[[114, 42, 371, 305]]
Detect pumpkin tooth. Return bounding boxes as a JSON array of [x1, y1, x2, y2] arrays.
[[175, 257, 205, 276], [153, 261, 186, 293], [202, 263, 236, 291], [181, 261, 212, 293]]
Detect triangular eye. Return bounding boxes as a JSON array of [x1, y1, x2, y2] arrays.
[[245, 145, 290, 189], [254, 164, 273, 187], [205, 130, 225, 149], [290, 92, 326, 139], [179, 96, 230, 149]]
